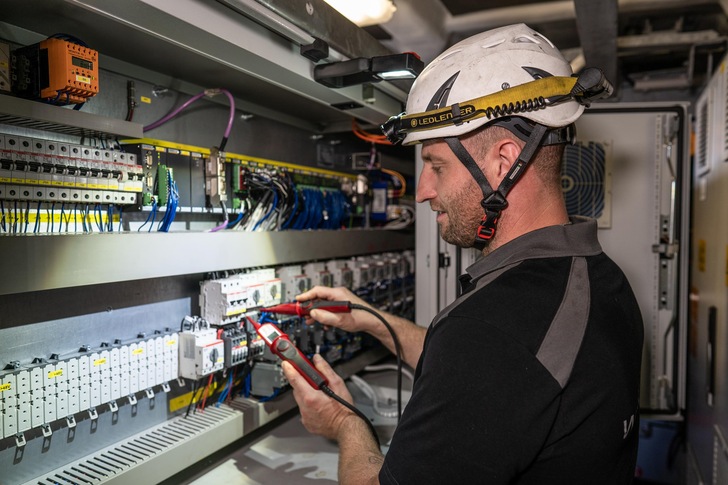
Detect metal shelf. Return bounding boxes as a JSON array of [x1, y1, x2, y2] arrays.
[[0, 229, 414, 295], [1, 0, 406, 131], [0, 94, 143, 139]]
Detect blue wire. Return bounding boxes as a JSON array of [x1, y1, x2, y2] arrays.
[[50, 202, 55, 233], [95, 204, 104, 232], [34, 201, 41, 234], [24, 201, 30, 233], [0, 200, 5, 232], [225, 211, 244, 229], [157, 170, 179, 232], [282, 187, 299, 230], [244, 374, 251, 398], [295, 188, 311, 230], [107, 205, 113, 232], [118, 206, 123, 232], [59, 203, 65, 234], [217, 372, 234, 406], [86, 204, 93, 233], [311, 190, 324, 229], [257, 389, 280, 402], [138, 199, 157, 232]]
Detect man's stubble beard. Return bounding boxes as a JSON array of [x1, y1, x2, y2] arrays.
[[438, 186, 484, 248]]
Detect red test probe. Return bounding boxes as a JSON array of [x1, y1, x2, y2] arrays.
[[261, 300, 352, 317]]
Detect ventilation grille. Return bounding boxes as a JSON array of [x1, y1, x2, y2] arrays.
[[561, 141, 612, 228], [696, 96, 709, 174], [0, 95, 141, 140], [28, 406, 242, 485]]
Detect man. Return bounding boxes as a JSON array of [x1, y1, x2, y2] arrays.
[[282, 24, 643, 484]]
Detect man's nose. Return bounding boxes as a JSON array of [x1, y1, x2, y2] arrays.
[[416, 168, 436, 203]]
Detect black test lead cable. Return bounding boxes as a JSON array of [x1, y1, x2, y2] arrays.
[[350, 304, 403, 421]]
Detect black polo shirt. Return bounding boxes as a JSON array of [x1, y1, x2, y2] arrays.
[[380, 218, 643, 484]]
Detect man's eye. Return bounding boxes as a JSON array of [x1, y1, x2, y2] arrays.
[[431, 166, 442, 174]]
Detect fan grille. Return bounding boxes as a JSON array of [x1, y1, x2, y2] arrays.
[[561, 141, 611, 227]]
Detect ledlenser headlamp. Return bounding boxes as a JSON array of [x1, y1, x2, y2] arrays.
[[381, 67, 613, 145]]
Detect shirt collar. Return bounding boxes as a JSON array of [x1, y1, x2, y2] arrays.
[[465, 216, 603, 283]]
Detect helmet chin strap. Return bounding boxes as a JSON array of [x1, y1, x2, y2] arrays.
[[444, 123, 549, 248]]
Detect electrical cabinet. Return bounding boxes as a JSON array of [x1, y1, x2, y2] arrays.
[[0, 3, 415, 484]]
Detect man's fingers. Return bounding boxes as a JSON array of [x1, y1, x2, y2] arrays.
[[295, 289, 316, 301], [312, 354, 343, 384], [309, 309, 340, 326], [295, 285, 332, 302], [281, 361, 305, 389]]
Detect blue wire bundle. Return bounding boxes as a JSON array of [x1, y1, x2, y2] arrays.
[[157, 169, 179, 232]]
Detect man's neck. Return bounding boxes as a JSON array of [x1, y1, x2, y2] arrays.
[[481, 196, 569, 256]]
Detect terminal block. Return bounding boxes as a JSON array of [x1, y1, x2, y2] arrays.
[[0, 330, 178, 440]]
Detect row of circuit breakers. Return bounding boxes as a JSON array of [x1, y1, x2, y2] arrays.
[[0, 251, 414, 447], [0, 132, 142, 205]]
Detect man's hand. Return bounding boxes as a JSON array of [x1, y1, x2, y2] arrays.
[[281, 353, 354, 441], [297, 285, 428, 369], [296, 286, 378, 334]]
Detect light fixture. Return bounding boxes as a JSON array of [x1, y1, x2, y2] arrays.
[[313, 52, 424, 88], [324, 0, 397, 27]]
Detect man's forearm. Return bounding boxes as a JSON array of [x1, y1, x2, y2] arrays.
[[364, 310, 426, 368], [337, 415, 383, 485]]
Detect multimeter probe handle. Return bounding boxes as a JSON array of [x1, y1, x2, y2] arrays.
[[262, 300, 352, 317]]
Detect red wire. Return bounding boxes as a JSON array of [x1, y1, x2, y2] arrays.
[[200, 373, 214, 412]]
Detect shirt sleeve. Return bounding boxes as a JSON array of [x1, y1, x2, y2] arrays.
[[379, 314, 563, 485]]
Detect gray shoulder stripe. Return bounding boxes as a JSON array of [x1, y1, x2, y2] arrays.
[[536, 256, 590, 388]]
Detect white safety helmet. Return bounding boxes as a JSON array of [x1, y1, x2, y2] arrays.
[[380, 24, 612, 246], [395, 24, 585, 145]]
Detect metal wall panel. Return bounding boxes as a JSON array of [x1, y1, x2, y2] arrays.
[[688, 55, 728, 485]]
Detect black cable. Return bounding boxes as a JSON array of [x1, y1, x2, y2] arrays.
[[320, 383, 380, 448], [125, 80, 136, 122], [350, 304, 403, 421], [185, 379, 200, 418]]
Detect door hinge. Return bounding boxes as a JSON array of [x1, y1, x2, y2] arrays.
[[438, 253, 451, 268]]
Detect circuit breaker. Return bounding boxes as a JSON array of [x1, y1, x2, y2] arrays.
[[178, 326, 224, 379]]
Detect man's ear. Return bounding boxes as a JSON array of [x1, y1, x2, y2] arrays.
[[494, 138, 523, 180]]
